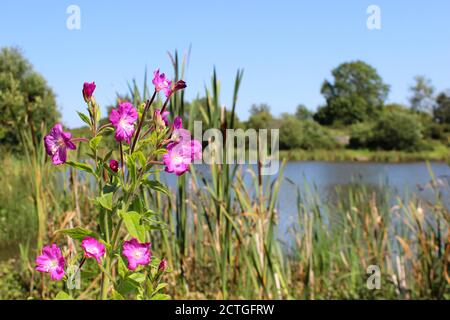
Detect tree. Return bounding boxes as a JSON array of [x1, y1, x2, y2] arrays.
[[0, 47, 59, 152], [409, 75, 435, 113], [314, 61, 389, 125], [295, 104, 313, 121], [246, 103, 274, 130], [434, 91, 450, 124]]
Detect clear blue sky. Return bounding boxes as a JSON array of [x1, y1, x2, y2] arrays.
[[1, 0, 450, 128]]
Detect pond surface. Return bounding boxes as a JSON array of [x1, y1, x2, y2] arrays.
[[162, 161, 450, 238]]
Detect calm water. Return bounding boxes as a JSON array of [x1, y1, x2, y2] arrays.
[[162, 161, 450, 238]]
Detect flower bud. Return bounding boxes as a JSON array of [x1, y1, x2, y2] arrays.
[[153, 109, 166, 131], [83, 82, 96, 102], [171, 80, 187, 95], [158, 259, 167, 272], [109, 159, 119, 172]]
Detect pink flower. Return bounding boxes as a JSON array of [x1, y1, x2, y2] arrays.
[[109, 159, 119, 172], [163, 138, 202, 176], [158, 259, 168, 272], [35, 244, 65, 280], [83, 82, 96, 102], [109, 102, 138, 144], [44, 123, 76, 165], [81, 237, 106, 263], [122, 238, 151, 271], [152, 69, 172, 97]]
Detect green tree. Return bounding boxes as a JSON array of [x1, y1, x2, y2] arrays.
[[279, 115, 337, 150], [246, 103, 274, 130], [409, 75, 435, 113], [350, 111, 424, 151], [295, 104, 313, 121], [314, 61, 389, 125], [0, 47, 59, 152], [434, 91, 450, 124]]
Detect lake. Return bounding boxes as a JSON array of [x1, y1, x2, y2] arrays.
[[162, 161, 450, 239]]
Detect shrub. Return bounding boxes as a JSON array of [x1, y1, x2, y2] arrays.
[[350, 111, 425, 151], [279, 116, 338, 150], [349, 122, 375, 149]]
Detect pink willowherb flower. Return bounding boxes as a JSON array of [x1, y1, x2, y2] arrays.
[[122, 238, 151, 271], [44, 123, 76, 165], [152, 69, 172, 97], [83, 82, 96, 102], [163, 138, 202, 176], [81, 237, 106, 263], [109, 102, 138, 144], [35, 244, 65, 280], [109, 159, 119, 172]]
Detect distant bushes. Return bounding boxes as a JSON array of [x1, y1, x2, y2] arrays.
[[350, 111, 425, 151], [279, 116, 338, 150]]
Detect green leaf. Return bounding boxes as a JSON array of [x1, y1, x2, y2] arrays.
[[89, 136, 102, 151], [65, 161, 97, 177], [154, 283, 168, 293], [54, 291, 73, 300], [150, 293, 170, 300], [129, 272, 146, 283], [55, 227, 96, 241], [120, 211, 145, 242], [144, 180, 170, 196], [134, 151, 146, 168], [111, 289, 125, 300], [116, 254, 128, 279], [126, 154, 137, 185], [77, 111, 91, 127], [96, 192, 113, 211], [153, 148, 168, 156]]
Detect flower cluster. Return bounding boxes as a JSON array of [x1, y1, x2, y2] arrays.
[[38, 68, 197, 299], [35, 237, 152, 278]]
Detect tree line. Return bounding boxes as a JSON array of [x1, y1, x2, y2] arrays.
[[1, 47, 449, 153]]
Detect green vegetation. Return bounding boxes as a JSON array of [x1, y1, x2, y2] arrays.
[[0, 47, 59, 153], [0, 48, 448, 300]]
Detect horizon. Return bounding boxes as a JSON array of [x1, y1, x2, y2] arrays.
[[1, 0, 450, 128]]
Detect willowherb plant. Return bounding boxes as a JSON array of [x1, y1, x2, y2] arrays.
[[35, 69, 201, 300]]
